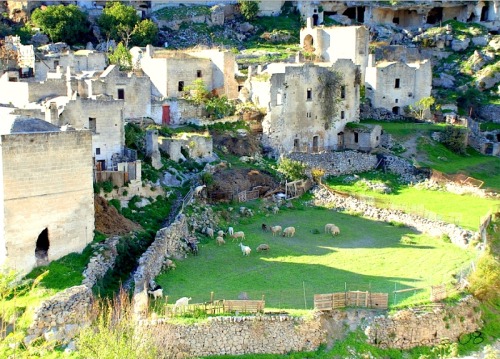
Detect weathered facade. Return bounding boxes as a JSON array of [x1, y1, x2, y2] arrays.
[[159, 132, 213, 162], [343, 124, 383, 152], [365, 46, 432, 116], [246, 60, 361, 157], [300, 19, 369, 80], [0, 116, 94, 275], [130, 45, 239, 100]]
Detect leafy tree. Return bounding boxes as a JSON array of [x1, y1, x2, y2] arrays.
[[130, 19, 158, 47], [238, 0, 260, 21], [98, 1, 140, 48], [277, 157, 307, 181], [441, 125, 467, 155], [184, 79, 210, 105], [205, 95, 236, 119], [108, 42, 132, 70], [31, 4, 91, 45], [405, 96, 435, 121]]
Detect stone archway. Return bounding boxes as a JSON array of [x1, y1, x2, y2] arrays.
[[35, 228, 49, 266], [303, 34, 315, 52]]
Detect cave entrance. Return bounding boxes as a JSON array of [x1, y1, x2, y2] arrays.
[[35, 228, 49, 265]]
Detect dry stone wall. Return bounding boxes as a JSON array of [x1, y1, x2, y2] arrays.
[[25, 285, 93, 345], [365, 296, 482, 349], [312, 186, 475, 247], [138, 314, 325, 358], [81, 236, 120, 288], [288, 151, 378, 176]]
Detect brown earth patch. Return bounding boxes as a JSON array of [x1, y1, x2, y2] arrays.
[[208, 168, 281, 198], [94, 195, 141, 236]]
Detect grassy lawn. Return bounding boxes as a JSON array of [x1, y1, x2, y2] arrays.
[[324, 172, 498, 230], [157, 205, 475, 310], [360, 119, 446, 141]]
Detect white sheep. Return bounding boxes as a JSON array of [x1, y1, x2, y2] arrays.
[[330, 225, 340, 236], [173, 297, 192, 313], [324, 223, 336, 233], [272, 206, 279, 215], [282, 226, 296, 237], [194, 184, 206, 197], [271, 225, 282, 236], [205, 227, 214, 239], [228, 227, 234, 236], [231, 231, 245, 242], [217, 230, 225, 237], [239, 242, 251, 256], [148, 288, 163, 300], [256, 244, 270, 252], [216, 236, 225, 246]]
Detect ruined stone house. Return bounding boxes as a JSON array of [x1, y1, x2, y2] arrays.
[[300, 19, 369, 81], [343, 123, 383, 152], [0, 114, 94, 275], [244, 60, 361, 158], [298, 1, 500, 27], [130, 45, 239, 125], [365, 46, 432, 116]]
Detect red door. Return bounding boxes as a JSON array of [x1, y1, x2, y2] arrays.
[[162, 105, 170, 125]]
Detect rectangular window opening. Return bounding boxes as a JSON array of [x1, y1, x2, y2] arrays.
[[117, 89, 125, 100], [96, 148, 101, 155], [196, 70, 202, 78], [354, 132, 359, 143], [89, 117, 96, 133], [341, 111, 345, 119], [340, 86, 345, 99], [178, 81, 184, 91], [307, 88, 312, 100], [395, 78, 400, 88]]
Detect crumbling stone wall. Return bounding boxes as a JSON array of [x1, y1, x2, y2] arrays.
[[25, 285, 93, 345], [365, 296, 482, 349], [287, 151, 378, 176], [139, 314, 325, 358], [81, 236, 120, 288]]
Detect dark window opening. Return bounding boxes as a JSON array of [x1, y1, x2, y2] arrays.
[[340, 86, 346, 99], [427, 7, 443, 24], [117, 89, 125, 99], [392, 106, 400, 115], [395, 78, 400, 88], [89, 118, 96, 133], [197, 70, 202, 78], [395, 99, 399, 103], [496, 133, 500, 142], [53, 60, 59, 69], [341, 111, 345, 119], [393, 17, 400, 24], [312, 14, 319, 26], [294, 138, 300, 151], [238, 85, 243, 92], [178, 81, 184, 91], [481, 5, 489, 21], [342, 7, 365, 22], [96, 148, 101, 155], [354, 132, 359, 143], [35, 228, 49, 262], [307, 88, 312, 100]]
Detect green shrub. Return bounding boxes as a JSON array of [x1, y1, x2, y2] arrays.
[[468, 252, 500, 302], [277, 157, 307, 181], [108, 199, 121, 213], [441, 125, 467, 155]]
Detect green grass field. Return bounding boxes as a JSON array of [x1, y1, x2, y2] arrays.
[[157, 206, 475, 310], [324, 172, 498, 230]]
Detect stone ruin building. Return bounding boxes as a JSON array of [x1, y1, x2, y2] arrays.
[[0, 113, 94, 275], [365, 45, 432, 116]]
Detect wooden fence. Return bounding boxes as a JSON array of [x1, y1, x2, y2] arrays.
[[314, 291, 388, 311], [166, 299, 265, 315]]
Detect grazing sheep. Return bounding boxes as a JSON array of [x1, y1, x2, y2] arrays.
[[216, 236, 225, 246], [148, 288, 163, 300], [272, 206, 279, 215], [330, 225, 340, 236], [217, 230, 225, 237], [271, 225, 282, 236], [282, 226, 296, 237], [205, 227, 214, 239], [324, 223, 336, 233], [228, 227, 234, 236], [194, 184, 206, 197], [239, 242, 251, 256], [256, 244, 270, 252], [231, 231, 245, 242], [173, 297, 192, 313], [261, 223, 268, 232]]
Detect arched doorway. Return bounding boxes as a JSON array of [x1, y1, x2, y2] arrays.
[[303, 34, 314, 52], [312, 14, 319, 26], [312, 135, 319, 153], [392, 106, 400, 115], [35, 228, 49, 265]]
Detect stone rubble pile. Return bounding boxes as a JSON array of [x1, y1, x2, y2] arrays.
[[312, 186, 475, 247]]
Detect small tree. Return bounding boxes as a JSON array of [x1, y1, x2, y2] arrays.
[[441, 125, 467, 155], [108, 42, 132, 70], [277, 157, 307, 181], [184, 79, 210, 105], [98, 2, 140, 48], [130, 19, 158, 47], [406, 96, 435, 121], [31, 4, 91, 45], [238, 1, 260, 21]]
